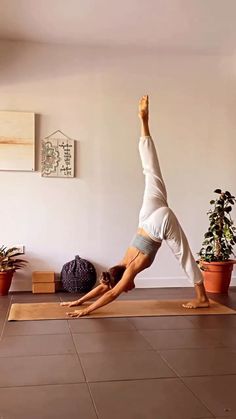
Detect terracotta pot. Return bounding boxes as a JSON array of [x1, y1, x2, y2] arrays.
[[201, 260, 235, 294], [0, 270, 14, 296]]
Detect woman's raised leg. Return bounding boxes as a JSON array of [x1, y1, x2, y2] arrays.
[[138, 96, 168, 225]]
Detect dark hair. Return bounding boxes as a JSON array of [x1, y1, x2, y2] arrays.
[[100, 265, 126, 288]]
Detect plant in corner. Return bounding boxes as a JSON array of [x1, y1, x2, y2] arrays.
[[198, 189, 236, 293], [0, 246, 28, 296]]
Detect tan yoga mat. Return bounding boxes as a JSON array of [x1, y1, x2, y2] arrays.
[[8, 299, 235, 321]]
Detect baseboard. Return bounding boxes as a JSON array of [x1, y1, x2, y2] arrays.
[[10, 275, 236, 291], [135, 277, 194, 288], [135, 276, 236, 288]]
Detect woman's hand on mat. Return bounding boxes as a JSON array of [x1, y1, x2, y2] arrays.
[[66, 308, 89, 318], [60, 299, 83, 307]]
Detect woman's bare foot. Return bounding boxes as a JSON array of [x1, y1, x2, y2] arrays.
[[139, 95, 149, 120], [182, 299, 210, 309], [182, 281, 210, 309]]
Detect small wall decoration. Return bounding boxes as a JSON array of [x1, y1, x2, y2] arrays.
[[0, 111, 35, 171], [41, 130, 75, 178]]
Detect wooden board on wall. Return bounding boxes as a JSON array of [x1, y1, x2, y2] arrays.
[[0, 111, 35, 171]]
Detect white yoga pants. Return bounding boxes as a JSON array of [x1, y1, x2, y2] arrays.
[[138, 136, 203, 285]]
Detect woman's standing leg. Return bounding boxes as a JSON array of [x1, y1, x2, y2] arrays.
[[163, 209, 209, 308]]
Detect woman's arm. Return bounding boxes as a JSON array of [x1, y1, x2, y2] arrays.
[[67, 267, 136, 317], [60, 283, 109, 307]]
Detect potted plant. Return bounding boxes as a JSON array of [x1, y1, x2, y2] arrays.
[[0, 246, 27, 296], [198, 189, 236, 293]]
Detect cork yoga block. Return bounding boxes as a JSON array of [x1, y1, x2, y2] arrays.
[[32, 271, 55, 283], [32, 283, 56, 294], [32, 271, 56, 294]]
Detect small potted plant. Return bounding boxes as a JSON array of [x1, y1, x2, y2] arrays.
[[0, 246, 28, 296], [198, 189, 236, 293]]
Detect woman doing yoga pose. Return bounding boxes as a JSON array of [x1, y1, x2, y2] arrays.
[[61, 96, 209, 317]]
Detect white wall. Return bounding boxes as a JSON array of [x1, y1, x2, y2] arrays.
[[0, 40, 235, 290]]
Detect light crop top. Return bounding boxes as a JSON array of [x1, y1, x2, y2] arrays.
[[130, 234, 162, 263]]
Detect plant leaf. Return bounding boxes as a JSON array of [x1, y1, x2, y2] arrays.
[[204, 231, 214, 238]]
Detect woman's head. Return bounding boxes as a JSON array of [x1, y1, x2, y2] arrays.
[[100, 265, 126, 288]]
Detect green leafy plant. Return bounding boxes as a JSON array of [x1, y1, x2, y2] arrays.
[[198, 189, 236, 264], [0, 246, 27, 272]]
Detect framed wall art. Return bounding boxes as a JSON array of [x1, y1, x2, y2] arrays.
[[41, 130, 74, 178]]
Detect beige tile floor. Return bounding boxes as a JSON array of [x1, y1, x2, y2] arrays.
[[0, 287, 235, 419]]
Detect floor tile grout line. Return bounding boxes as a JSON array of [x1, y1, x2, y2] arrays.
[[69, 329, 89, 386], [157, 347, 236, 376], [158, 346, 236, 353], [155, 351, 216, 418], [0, 338, 235, 357], [69, 325, 100, 419], [0, 352, 77, 359], [76, 376, 179, 384], [135, 328, 233, 351], [70, 332, 88, 381], [77, 374, 236, 383], [157, 349, 182, 378], [106, 319, 236, 329], [0, 345, 233, 358], [71, 329, 161, 335], [0, 352, 87, 360], [136, 326, 236, 332], [126, 317, 139, 330], [1, 345, 236, 359], [4, 324, 236, 334], [174, 372, 236, 378], [0, 380, 86, 389], [1, 332, 70, 338], [0, 332, 73, 339], [86, 372, 236, 382], [3, 325, 236, 336], [177, 375, 216, 418], [0, 349, 217, 359], [86, 382, 100, 419], [0, 296, 12, 341], [0, 382, 90, 390], [1, 371, 236, 390]]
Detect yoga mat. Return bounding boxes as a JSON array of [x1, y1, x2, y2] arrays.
[[8, 299, 235, 321]]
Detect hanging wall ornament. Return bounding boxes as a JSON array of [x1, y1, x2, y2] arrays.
[[41, 130, 75, 178]]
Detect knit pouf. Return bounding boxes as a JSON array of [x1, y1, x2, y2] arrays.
[[61, 255, 97, 293]]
